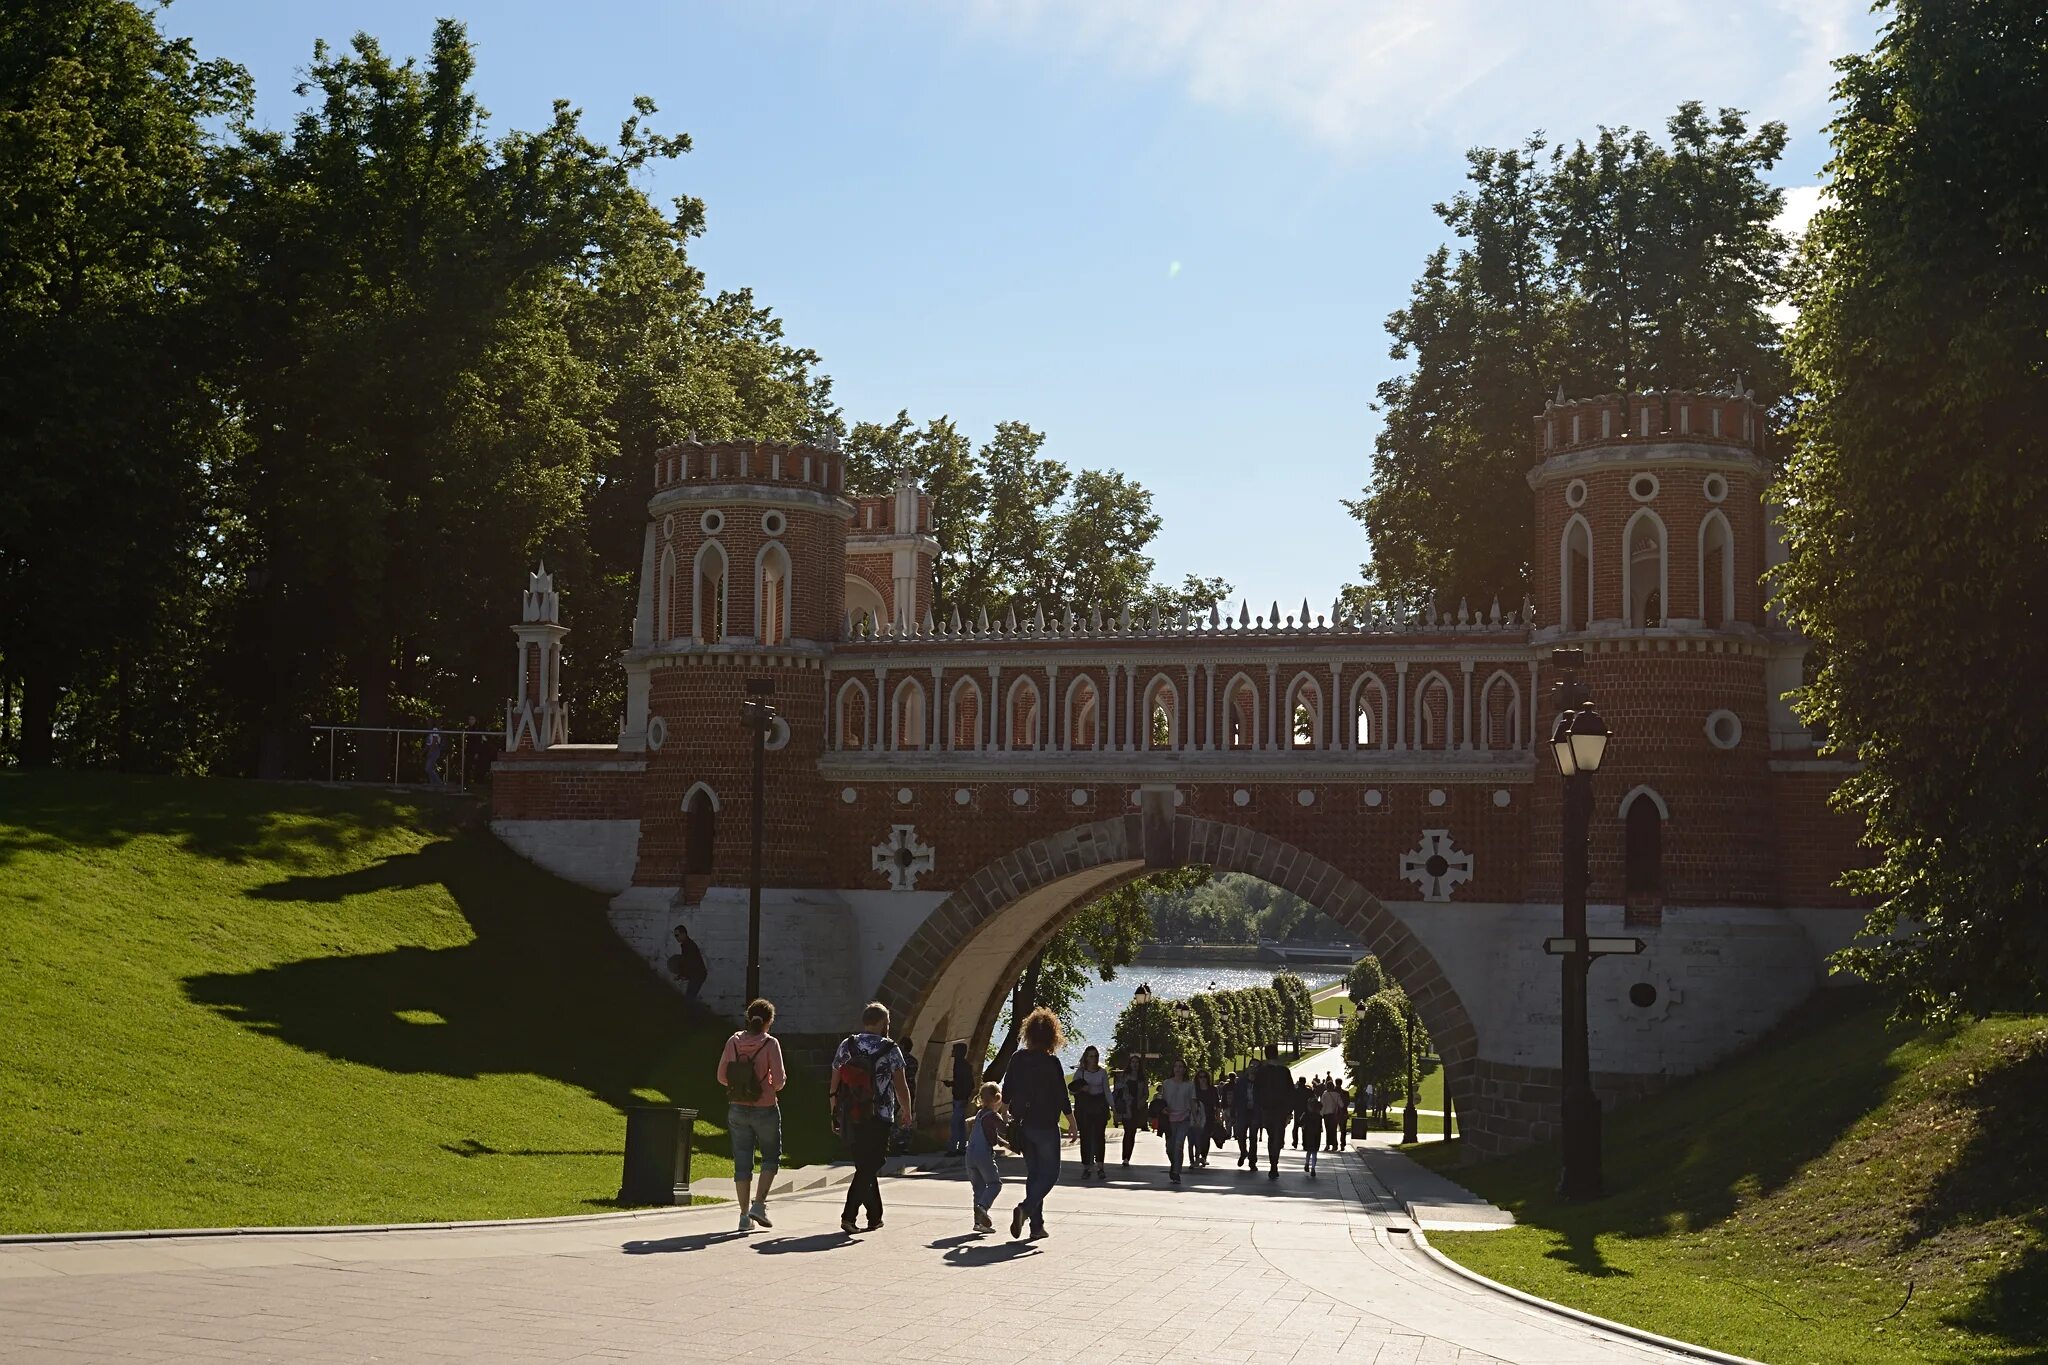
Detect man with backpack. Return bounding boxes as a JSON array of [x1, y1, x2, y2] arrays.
[[829, 1002, 914, 1234], [1251, 1043, 1295, 1180]]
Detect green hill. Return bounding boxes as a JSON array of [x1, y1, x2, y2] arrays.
[[0, 771, 831, 1234], [1413, 992, 2047, 1364]]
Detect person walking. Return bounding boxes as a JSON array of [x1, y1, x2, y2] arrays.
[[1231, 1066, 1255, 1169], [1001, 1007, 1074, 1239], [423, 725, 445, 789], [1071, 1046, 1111, 1178], [892, 1035, 923, 1154], [1321, 1080, 1345, 1153], [1190, 1070, 1216, 1169], [1299, 1081, 1324, 1177], [1292, 1078, 1312, 1149], [1115, 1059, 1148, 1169], [717, 998, 787, 1233], [965, 1082, 1014, 1231], [1160, 1060, 1196, 1185], [668, 923, 707, 1009], [944, 1040, 974, 1155], [1252, 1044, 1294, 1180], [830, 1002, 913, 1234]]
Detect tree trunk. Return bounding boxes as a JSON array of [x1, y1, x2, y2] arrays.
[[982, 948, 1045, 1082], [19, 666, 57, 768]]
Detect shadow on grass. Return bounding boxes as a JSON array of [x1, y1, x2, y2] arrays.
[[0, 769, 449, 869], [1902, 1033, 2048, 1350], [442, 1140, 620, 1159], [1543, 1223, 1633, 1278], [176, 829, 835, 1170]]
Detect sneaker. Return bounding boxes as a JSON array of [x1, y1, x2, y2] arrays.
[[1029, 1224, 1048, 1241], [748, 1203, 772, 1229], [864, 1219, 884, 1232], [1010, 1205, 1027, 1239], [1170, 1171, 1180, 1185], [737, 1210, 753, 1234], [974, 1207, 992, 1231], [841, 1215, 858, 1234]]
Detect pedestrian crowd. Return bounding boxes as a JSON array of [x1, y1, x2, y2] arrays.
[[714, 991, 1373, 1244]]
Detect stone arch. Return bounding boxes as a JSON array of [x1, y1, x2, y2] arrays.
[[1141, 673, 1180, 751], [681, 782, 718, 876], [1005, 674, 1042, 750], [1221, 671, 1260, 750], [1284, 671, 1323, 750], [1698, 509, 1734, 628], [947, 675, 983, 751], [1064, 674, 1102, 750], [754, 541, 792, 645], [843, 574, 887, 636], [692, 540, 729, 643], [656, 545, 677, 642], [835, 678, 870, 750], [891, 675, 927, 750], [878, 812, 1480, 1138], [1478, 669, 1522, 750], [1412, 670, 1455, 751], [1560, 514, 1593, 631], [1351, 672, 1389, 749]]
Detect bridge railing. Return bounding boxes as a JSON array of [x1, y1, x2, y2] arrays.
[[305, 725, 503, 791]]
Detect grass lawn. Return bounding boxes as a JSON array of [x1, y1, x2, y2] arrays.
[[0, 771, 836, 1234], [1410, 992, 2046, 1364]]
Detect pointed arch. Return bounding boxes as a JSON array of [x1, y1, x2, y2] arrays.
[[947, 676, 984, 751], [1560, 513, 1594, 632], [843, 574, 887, 637], [1284, 672, 1324, 750], [692, 540, 729, 644], [1222, 671, 1260, 751], [1005, 675, 1043, 750], [1351, 673, 1389, 749], [1478, 670, 1523, 750], [656, 545, 677, 642], [1141, 673, 1180, 751], [755, 541, 793, 645], [1698, 509, 1735, 628], [682, 783, 718, 875], [1622, 507, 1669, 628], [1065, 675, 1102, 751], [1623, 786, 1667, 925], [836, 679, 871, 750], [891, 676, 927, 751], [1412, 670, 1455, 751]]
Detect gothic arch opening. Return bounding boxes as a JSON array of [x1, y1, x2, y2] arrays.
[[1624, 508, 1668, 628], [948, 676, 984, 751], [892, 677, 927, 750], [1479, 670, 1522, 750], [756, 542, 792, 645], [1560, 515, 1593, 632], [1222, 673, 1260, 750], [836, 679, 870, 750], [878, 814, 1479, 1137], [843, 574, 888, 636], [1352, 674, 1388, 749], [1065, 675, 1101, 750], [693, 541, 729, 643], [1142, 674, 1180, 751], [1699, 510, 1734, 628], [1006, 676, 1042, 750], [681, 783, 717, 876], [1413, 671, 1455, 751], [1285, 673, 1323, 750]]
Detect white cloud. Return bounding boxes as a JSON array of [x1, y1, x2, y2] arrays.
[[948, 0, 1870, 151], [1774, 183, 1829, 241]]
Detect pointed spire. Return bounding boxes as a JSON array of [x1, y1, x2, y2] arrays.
[[1005, 604, 1017, 635], [1034, 604, 1046, 634], [977, 605, 990, 635], [950, 604, 962, 634], [1457, 598, 1470, 626], [1209, 603, 1221, 631], [1554, 383, 1566, 405], [1300, 598, 1311, 631], [922, 608, 935, 635], [1146, 602, 1160, 634], [1119, 604, 1131, 633], [1065, 608, 1076, 635], [1489, 596, 1501, 625], [1269, 601, 1281, 631], [1238, 600, 1250, 629], [1331, 596, 1345, 630], [1089, 605, 1102, 634]]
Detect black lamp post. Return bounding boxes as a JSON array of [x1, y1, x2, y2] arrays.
[[1401, 998, 1420, 1145], [740, 683, 779, 1003], [1547, 648, 1612, 1200], [1132, 983, 1154, 1090]]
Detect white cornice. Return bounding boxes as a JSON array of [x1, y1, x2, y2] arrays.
[[818, 750, 1539, 784], [647, 483, 854, 519], [822, 641, 1543, 673], [1526, 441, 1768, 488]]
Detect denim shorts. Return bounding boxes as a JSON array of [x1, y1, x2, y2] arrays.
[[727, 1102, 782, 1183]]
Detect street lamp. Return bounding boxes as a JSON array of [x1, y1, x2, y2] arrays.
[[1546, 649, 1616, 1200], [740, 683, 779, 1003]]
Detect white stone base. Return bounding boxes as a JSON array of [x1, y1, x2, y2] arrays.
[[491, 819, 640, 894]]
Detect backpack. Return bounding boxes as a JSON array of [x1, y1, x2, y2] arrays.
[[726, 1035, 766, 1104], [833, 1036, 882, 1130]]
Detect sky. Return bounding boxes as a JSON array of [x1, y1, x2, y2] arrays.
[[174, 0, 1876, 616]]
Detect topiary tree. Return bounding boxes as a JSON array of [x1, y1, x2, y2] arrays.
[[1347, 955, 1387, 1006], [1251, 986, 1283, 1051], [1343, 992, 1406, 1104], [1187, 993, 1226, 1075]]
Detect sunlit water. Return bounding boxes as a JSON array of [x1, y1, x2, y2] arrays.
[[1056, 961, 1341, 1069]]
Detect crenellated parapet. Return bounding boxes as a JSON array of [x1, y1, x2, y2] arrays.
[[840, 593, 1533, 644], [1530, 386, 1763, 468], [650, 436, 844, 497]]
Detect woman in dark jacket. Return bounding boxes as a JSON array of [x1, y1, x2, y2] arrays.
[[1000, 1007, 1074, 1239]]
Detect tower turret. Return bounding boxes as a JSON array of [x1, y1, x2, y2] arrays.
[[506, 563, 568, 752]]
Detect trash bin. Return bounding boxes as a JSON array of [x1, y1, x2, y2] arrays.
[[618, 1105, 696, 1206]]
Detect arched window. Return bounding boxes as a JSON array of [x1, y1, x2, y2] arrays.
[[1006, 676, 1042, 750], [1142, 675, 1179, 751], [1479, 671, 1522, 750], [693, 541, 729, 644], [1352, 675, 1388, 749], [1623, 788, 1666, 926], [1066, 676, 1101, 750], [1223, 673, 1260, 751], [657, 545, 677, 642], [756, 542, 792, 645], [836, 680, 870, 750], [844, 574, 887, 636], [1560, 515, 1593, 632], [682, 784, 718, 876], [1285, 673, 1323, 750], [1623, 508, 1668, 628], [948, 677, 983, 751], [1413, 671, 1455, 751], [892, 677, 927, 750], [1699, 510, 1734, 628]]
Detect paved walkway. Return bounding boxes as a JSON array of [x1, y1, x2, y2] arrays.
[[0, 1135, 1679, 1364]]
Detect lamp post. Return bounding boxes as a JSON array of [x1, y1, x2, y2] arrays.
[[740, 683, 779, 1003], [1547, 648, 1613, 1200], [1401, 998, 1420, 1145], [1133, 983, 1154, 1090]]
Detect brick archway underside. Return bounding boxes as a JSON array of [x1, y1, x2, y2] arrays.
[[879, 811, 1480, 1131]]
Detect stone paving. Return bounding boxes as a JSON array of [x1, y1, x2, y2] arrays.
[[0, 1136, 1685, 1364]]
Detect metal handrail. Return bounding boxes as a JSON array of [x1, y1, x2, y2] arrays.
[[308, 724, 502, 789]]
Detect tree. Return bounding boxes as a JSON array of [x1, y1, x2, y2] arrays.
[[1348, 105, 1790, 613], [1187, 993, 1225, 1074], [0, 0, 250, 767], [1271, 972, 1314, 1037], [1343, 994, 1406, 1102], [1774, 0, 2048, 1019], [1347, 955, 1387, 1007]]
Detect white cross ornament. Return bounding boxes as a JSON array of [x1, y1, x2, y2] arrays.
[[1400, 829, 1473, 902], [872, 824, 936, 891]]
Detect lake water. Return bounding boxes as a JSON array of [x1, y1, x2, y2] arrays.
[[1057, 961, 1341, 1069]]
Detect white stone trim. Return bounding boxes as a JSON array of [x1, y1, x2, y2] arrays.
[[1615, 784, 1669, 820]]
